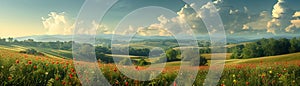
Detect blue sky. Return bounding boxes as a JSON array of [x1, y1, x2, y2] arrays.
[[0, 0, 84, 37], [0, 0, 300, 37]]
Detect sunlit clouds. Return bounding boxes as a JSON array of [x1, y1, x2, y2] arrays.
[[38, 0, 300, 36], [42, 12, 73, 35]]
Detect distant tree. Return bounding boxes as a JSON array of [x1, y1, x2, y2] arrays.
[[241, 43, 263, 58], [166, 49, 177, 61], [20, 48, 44, 56], [277, 38, 291, 54], [13, 39, 18, 43], [0, 38, 6, 44], [259, 38, 277, 56], [95, 46, 110, 54], [289, 37, 299, 53], [137, 58, 150, 66], [230, 46, 243, 59], [199, 47, 211, 54], [8, 37, 13, 42], [96, 52, 113, 63], [233, 37, 299, 59], [27, 39, 35, 42]]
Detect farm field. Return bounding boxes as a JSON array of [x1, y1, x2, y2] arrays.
[[0, 48, 299, 86]]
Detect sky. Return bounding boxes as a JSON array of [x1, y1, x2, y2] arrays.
[[0, 0, 300, 37]]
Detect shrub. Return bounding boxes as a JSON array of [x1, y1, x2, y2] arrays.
[[137, 58, 150, 66], [19, 48, 44, 56]]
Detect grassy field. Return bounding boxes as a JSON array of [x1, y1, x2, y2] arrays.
[[0, 45, 72, 59], [201, 53, 232, 60], [0, 47, 299, 85], [226, 52, 300, 64]]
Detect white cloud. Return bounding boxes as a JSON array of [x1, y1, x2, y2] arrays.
[[267, 19, 281, 34], [197, 2, 219, 18], [229, 9, 239, 14], [285, 19, 300, 32], [291, 20, 300, 28], [92, 21, 113, 34], [267, 0, 294, 34], [42, 12, 114, 35], [244, 6, 248, 13], [213, 0, 222, 4], [127, 15, 172, 36], [271, 0, 286, 19], [293, 11, 300, 17], [157, 15, 169, 24], [284, 11, 300, 32], [42, 12, 73, 35], [242, 25, 250, 30], [244, 11, 270, 30]]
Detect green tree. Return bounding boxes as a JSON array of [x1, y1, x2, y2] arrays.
[[277, 38, 291, 54], [289, 37, 299, 53], [241, 43, 263, 58], [8, 37, 13, 42], [230, 46, 243, 59], [260, 38, 277, 56], [137, 58, 149, 66], [165, 49, 177, 61]]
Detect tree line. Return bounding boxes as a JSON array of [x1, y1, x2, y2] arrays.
[[0, 37, 73, 50], [231, 37, 300, 59]]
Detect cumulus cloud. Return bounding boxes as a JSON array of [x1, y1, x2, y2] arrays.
[[132, 15, 172, 36], [242, 25, 250, 30], [92, 21, 114, 34], [121, 0, 299, 35], [42, 12, 113, 35], [293, 12, 300, 17], [285, 12, 300, 32], [267, 0, 295, 34], [272, 0, 286, 18], [125, 3, 213, 36], [243, 11, 270, 30], [42, 12, 73, 35]]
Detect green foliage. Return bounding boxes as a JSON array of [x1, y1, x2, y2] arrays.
[[199, 47, 211, 54], [19, 48, 44, 56], [230, 45, 244, 59], [241, 43, 263, 58], [95, 46, 110, 54], [96, 52, 113, 63], [0, 37, 74, 51], [231, 37, 300, 59], [166, 49, 177, 61], [129, 47, 150, 56], [289, 37, 300, 53], [137, 58, 150, 66]]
